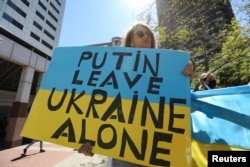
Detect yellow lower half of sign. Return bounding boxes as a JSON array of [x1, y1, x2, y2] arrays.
[[21, 89, 191, 167]]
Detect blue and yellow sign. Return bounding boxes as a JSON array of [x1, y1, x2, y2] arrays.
[[21, 46, 191, 167]]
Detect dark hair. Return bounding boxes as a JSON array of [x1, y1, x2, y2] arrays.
[[123, 22, 157, 48]]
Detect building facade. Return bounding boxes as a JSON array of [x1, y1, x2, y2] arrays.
[[156, 0, 234, 70], [88, 37, 122, 46], [0, 0, 66, 148]]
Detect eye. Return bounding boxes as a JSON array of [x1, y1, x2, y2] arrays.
[[136, 31, 144, 37]]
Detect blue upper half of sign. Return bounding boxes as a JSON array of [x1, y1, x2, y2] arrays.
[[41, 46, 190, 105]]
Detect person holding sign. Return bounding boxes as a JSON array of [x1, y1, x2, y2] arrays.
[[78, 21, 195, 167]]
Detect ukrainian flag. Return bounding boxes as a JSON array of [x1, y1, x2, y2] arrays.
[[191, 85, 250, 166]]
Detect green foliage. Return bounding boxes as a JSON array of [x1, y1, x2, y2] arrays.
[[213, 18, 250, 86], [155, 0, 250, 88], [155, 26, 167, 44], [137, 0, 250, 87]]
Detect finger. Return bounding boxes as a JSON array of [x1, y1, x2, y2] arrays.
[[85, 142, 92, 155], [78, 144, 84, 153]]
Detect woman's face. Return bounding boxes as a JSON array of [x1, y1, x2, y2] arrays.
[[131, 26, 152, 48]]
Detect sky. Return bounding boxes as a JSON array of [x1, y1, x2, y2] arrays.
[[58, 0, 246, 47], [58, 0, 155, 47]]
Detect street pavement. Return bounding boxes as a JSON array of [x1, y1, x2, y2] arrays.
[[0, 141, 110, 167]]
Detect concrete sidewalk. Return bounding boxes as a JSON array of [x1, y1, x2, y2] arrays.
[[0, 142, 109, 167]]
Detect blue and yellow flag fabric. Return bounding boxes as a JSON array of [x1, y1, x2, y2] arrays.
[[191, 85, 250, 166], [21, 46, 191, 167]]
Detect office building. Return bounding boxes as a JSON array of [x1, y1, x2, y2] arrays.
[[89, 37, 122, 47], [0, 0, 66, 148], [156, 0, 234, 64]]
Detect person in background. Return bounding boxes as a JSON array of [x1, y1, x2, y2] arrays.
[[78, 21, 195, 167], [23, 140, 45, 155], [199, 72, 221, 90], [22, 105, 46, 155]]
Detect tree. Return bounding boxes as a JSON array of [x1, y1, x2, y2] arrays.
[[213, 18, 250, 86], [136, 0, 250, 87], [155, 0, 234, 87]]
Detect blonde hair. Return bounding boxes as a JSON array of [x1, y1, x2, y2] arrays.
[[199, 73, 209, 83], [123, 22, 157, 48], [200, 72, 217, 82], [198, 72, 217, 90]]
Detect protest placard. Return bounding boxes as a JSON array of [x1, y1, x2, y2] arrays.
[[21, 46, 191, 166]]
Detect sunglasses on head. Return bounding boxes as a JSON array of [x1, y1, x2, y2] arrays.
[[134, 30, 151, 38]]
